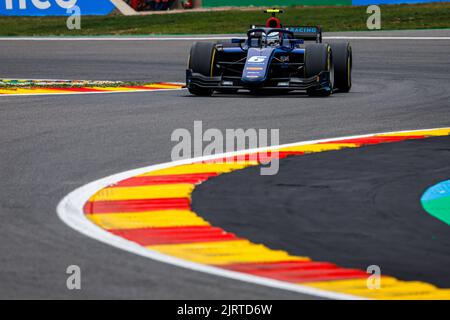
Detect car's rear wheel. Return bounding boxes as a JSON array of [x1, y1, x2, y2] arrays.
[[304, 43, 333, 97], [188, 42, 216, 96], [330, 42, 352, 92]]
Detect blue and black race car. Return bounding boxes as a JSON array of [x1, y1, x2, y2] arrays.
[[186, 9, 352, 97]]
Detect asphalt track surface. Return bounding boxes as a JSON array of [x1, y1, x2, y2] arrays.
[[193, 136, 450, 288], [0, 30, 449, 299]]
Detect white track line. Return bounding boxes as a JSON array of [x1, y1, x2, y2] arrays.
[[0, 36, 449, 41], [325, 36, 450, 40], [56, 127, 449, 300]]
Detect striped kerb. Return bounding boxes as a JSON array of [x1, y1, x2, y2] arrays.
[[84, 128, 450, 299], [0, 82, 183, 96]]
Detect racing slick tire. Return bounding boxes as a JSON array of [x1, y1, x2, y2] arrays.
[[330, 42, 352, 92], [305, 43, 333, 97], [188, 42, 216, 96]]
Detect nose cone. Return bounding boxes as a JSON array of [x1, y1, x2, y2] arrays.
[[242, 47, 275, 84]]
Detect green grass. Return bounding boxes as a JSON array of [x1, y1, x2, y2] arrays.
[[0, 3, 449, 36]]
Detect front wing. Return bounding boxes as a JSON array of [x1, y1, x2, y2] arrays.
[[186, 69, 332, 92]]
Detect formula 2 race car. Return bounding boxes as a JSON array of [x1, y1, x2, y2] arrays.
[[186, 9, 352, 97]]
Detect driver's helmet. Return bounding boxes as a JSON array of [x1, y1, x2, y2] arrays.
[[266, 31, 281, 46]]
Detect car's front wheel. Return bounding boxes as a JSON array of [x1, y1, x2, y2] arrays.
[[187, 42, 216, 96]]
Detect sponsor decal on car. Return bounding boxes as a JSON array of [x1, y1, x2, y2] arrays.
[[247, 67, 264, 71], [247, 56, 267, 63]]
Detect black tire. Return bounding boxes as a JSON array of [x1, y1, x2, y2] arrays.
[[330, 42, 352, 92], [304, 43, 333, 97], [188, 42, 216, 96]]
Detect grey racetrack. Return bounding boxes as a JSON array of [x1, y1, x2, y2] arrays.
[[0, 30, 449, 299]]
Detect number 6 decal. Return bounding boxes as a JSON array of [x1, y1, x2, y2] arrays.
[[248, 56, 266, 63]]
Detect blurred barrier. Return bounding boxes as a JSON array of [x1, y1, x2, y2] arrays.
[[202, 0, 447, 6], [0, 0, 446, 16], [203, 0, 350, 6], [0, 0, 115, 16], [353, 0, 447, 4]]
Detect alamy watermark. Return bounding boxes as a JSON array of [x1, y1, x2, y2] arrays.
[[171, 121, 280, 175], [67, 5, 81, 30], [367, 5, 381, 30], [367, 265, 381, 289], [66, 265, 81, 290]]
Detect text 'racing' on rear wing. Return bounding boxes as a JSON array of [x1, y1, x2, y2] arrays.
[[250, 25, 322, 43], [285, 26, 322, 43]]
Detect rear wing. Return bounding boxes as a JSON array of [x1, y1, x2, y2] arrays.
[[250, 25, 322, 43], [285, 26, 322, 43]]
